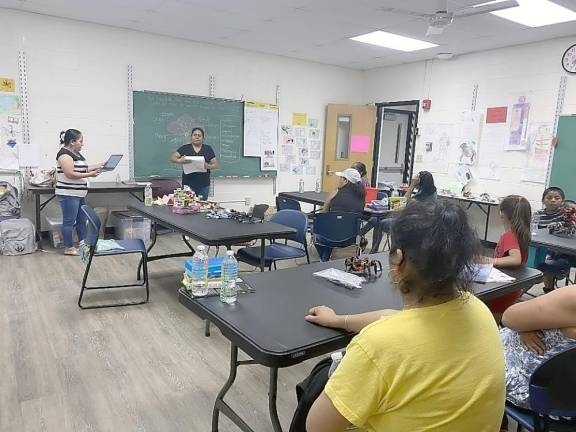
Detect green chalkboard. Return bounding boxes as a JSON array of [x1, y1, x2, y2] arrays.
[[549, 115, 576, 197], [132, 91, 275, 178]]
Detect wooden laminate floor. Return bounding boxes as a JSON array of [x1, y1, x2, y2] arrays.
[[0, 232, 545, 431], [0, 234, 326, 432]]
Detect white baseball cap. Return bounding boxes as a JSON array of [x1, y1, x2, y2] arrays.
[[335, 168, 361, 184]]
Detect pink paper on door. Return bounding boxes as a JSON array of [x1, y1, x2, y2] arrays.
[[350, 135, 369, 153]]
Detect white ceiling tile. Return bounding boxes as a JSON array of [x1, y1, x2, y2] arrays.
[[0, 0, 575, 69]]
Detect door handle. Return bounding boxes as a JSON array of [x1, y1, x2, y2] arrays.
[[326, 165, 334, 175]]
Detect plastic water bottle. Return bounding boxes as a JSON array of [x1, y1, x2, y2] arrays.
[[190, 245, 208, 297], [315, 179, 321, 193], [531, 213, 541, 236], [220, 250, 238, 304], [144, 183, 153, 207], [299, 178, 305, 193]]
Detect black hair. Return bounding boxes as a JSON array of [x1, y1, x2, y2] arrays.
[[499, 195, 531, 258], [390, 200, 480, 299], [191, 127, 205, 138], [565, 199, 576, 205], [415, 171, 436, 197], [542, 186, 565, 202], [351, 161, 367, 178], [59, 129, 82, 146]]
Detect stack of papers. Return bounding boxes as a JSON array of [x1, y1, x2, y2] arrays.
[[465, 264, 516, 283], [183, 156, 206, 174]]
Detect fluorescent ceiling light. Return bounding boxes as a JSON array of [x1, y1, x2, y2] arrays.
[[476, 0, 576, 27], [350, 31, 438, 52]]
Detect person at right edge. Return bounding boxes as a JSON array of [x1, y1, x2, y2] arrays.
[[305, 200, 505, 432]]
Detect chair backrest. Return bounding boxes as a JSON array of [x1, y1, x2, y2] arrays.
[[251, 204, 269, 220], [312, 211, 361, 243], [149, 178, 181, 198], [81, 205, 101, 247], [376, 191, 388, 200], [276, 196, 302, 211], [529, 345, 576, 418], [270, 209, 308, 247]]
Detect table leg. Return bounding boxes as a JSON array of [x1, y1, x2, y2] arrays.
[[268, 367, 283, 432], [35, 193, 42, 249], [212, 345, 255, 432], [138, 221, 158, 280], [260, 238, 266, 272], [182, 235, 196, 253], [484, 205, 491, 242], [129, 191, 144, 202]]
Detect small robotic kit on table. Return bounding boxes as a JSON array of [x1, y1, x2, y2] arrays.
[[344, 255, 383, 279]]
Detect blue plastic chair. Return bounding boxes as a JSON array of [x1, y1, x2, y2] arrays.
[[313, 212, 362, 261], [236, 209, 310, 270], [276, 196, 302, 211], [78, 205, 149, 309], [505, 345, 576, 432]]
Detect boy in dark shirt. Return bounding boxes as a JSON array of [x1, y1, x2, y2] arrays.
[[535, 187, 572, 292]]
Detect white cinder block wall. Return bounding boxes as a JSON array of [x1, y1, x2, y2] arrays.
[[0, 9, 363, 226], [363, 36, 576, 241], [2, 7, 575, 240]]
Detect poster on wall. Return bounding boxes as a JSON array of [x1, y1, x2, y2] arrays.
[[521, 123, 553, 184], [455, 164, 474, 187], [478, 161, 501, 181], [244, 101, 279, 160], [0, 94, 21, 170], [0, 78, 15, 93], [505, 96, 530, 151], [459, 111, 482, 165], [419, 123, 453, 174]]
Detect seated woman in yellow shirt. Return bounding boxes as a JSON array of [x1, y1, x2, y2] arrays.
[[305, 200, 505, 432]]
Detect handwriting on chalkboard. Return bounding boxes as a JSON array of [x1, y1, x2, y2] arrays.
[[133, 91, 273, 178]]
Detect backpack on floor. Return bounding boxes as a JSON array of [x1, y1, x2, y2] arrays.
[[289, 357, 332, 432], [0, 181, 21, 221], [0, 218, 37, 255]]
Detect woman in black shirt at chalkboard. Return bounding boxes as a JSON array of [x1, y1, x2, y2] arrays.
[[170, 127, 218, 200]]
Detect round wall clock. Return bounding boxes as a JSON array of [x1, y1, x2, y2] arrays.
[[562, 43, 576, 74]]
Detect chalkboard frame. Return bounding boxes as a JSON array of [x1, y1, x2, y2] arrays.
[[131, 90, 277, 179]]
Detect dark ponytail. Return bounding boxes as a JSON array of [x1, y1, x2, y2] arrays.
[[499, 195, 531, 257], [60, 129, 82, 146], [390, 200, 480, 298]]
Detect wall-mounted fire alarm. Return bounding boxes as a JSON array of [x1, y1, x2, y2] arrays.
[[422, 99, 432, 110]]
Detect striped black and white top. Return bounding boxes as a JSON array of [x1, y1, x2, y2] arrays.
[[535, 208, 564, 229], [55, 147, 88, 197]]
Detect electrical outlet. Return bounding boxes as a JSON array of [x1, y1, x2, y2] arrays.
[[244, 197, 252, 206], [415, 154, 423, 163]]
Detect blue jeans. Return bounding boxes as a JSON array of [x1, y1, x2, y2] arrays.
[[192, 185, 210, 200], [58, 195, 87, 248], [360, 217, 394, 253]]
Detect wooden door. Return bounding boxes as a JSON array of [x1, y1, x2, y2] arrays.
[[322, 104, 376, 192]]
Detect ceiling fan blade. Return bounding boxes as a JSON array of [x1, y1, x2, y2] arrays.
[[380, 7, 433, 18], [454, 0, 519, 18]]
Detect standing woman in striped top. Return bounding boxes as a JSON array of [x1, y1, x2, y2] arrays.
[[56, 129, 103, 255]]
